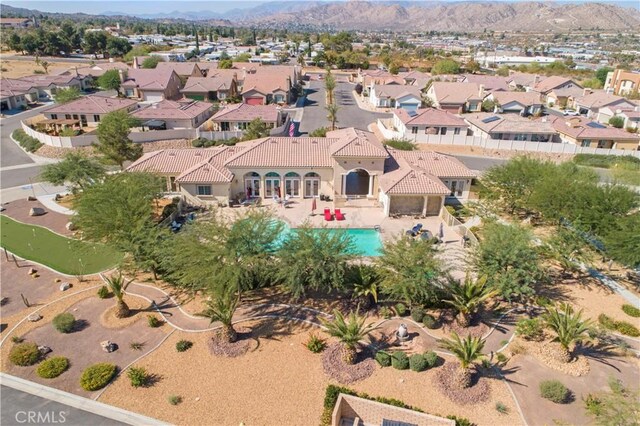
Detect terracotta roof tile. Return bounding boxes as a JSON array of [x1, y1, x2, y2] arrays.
[[224, 137, 335, 168], [211, 103, 280, 123], [45, 95, 138, 115], [131, 99, 213, 120], [395, 108, 468, 127], [327, 128, 389, 158]]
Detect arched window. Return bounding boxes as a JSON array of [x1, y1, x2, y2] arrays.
[[265, 172, 281, 198], [304, 172, 320, 178], [285, 172, 301, 178], [284, 172, 301, 197], [244, 172, 261, 198]]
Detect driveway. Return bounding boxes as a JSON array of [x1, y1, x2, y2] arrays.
[[299, 81, 391, 134]]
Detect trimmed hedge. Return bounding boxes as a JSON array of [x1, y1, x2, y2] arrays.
[[540, 380, 571, 404], [394, 303, 407, 316], [409, 354, 428, 372], [424, 350, 438, 368], [9, 342, 40, 366], [12, 129, 43, 153], [423, 314, 438, 329], [391, 351, 409, 370], [375, 351, 391, 367], [80, 363, 117, 391], [52, 313, 75, 333], [598, 313, 640, 337], [36, 356, 69, 378], [622, 304, 640, 318], [411, 306, 425, 323]]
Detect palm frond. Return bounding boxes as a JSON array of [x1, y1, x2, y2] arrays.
[[439, 332, 485, 368]]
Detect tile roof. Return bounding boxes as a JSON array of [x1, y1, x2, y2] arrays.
[[155, 62, 202, 76], [392, 150, 477, 178], [71, 62, 130, 77], [176, 147, 243, 183], [181, 75, 234, 93], [373, 84, 422, 100], [211, 103, 280, 123], [507, 72, 540, 88], [465, 113, 556, 134], [379, 159, 450, 195], [127, 148, 224, 174], [395, 108, 467, 127], [573, 90, 638, 109], [489, 91, 542, 107], [462, 74, 509, 92], [131, 99, 213, 120], [534, 76, 580, 93], [431, 82, 482, 104], [241, 68, 291, 95], [224, 137, 335, 168], [547, 116, 640, 141], [122, 68, 178, 91], [45, 95, 138, 115], [327, 128, 389, 158]]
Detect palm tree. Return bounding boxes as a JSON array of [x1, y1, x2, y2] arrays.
[[321, 310, 377, 364], [324, 70, 336, 104], [198, 286, 240, 343], [439, 332, 485, 388], [443, 274, 497, 327], [348, 265, 380, 310], [104, 272, 132, 318], [543, 303, 591, 363], [326, 102, 339, 131]]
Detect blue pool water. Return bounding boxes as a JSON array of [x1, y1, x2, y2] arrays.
[[279, 227, 383, 257]]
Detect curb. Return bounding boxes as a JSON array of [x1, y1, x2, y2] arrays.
[[0, 373, 169, 425]]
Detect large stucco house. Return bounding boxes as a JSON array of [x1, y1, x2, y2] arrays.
[[127, 128, 476, 216]]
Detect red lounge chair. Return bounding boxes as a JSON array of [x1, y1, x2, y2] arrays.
[[335, 209, 345, 221], [324, 208, 333, 221]]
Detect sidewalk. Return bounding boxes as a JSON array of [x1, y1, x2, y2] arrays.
[[37, 192, 73, 215]]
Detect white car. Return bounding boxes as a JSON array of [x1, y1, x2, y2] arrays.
[[563, 109, 580, 116]]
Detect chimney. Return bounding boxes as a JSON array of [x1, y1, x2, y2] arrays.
[[533, 75, 540, 85], [582, 88, 592, 96], [118, 69, 128, 83], [478, 84, 484, 97]]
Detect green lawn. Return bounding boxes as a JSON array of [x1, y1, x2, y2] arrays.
[[0, 215, 123, 275]]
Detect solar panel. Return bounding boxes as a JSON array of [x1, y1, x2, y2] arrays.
[[481, 116, 501, 123], [586, 122, 606, 129], [407, 110, 418, 117]]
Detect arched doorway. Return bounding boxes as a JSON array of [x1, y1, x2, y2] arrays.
[[264, 172, 281, 198], [304, 172, 320, 198], [284, 172, 301, 197], [244, 172, 261, 198], [344, 169, 371, 196]]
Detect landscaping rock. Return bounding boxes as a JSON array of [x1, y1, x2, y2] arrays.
[[29, 207, 45, 216], [59, 282, 71, 291], [27, 313, 42, 322], [100, 340, 118, 353], [38, 346, 52, 355], [54, 278, 61, 283], [27, 196, 37, 201], [28, 268, 37, 275], [65, 222, 76, 231]]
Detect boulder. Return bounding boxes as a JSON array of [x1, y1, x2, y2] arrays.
[[38, 345, 52, 355], [65, 222, 76, 231], [27, 313, 42, 322], [29, 207, 45, 216], [28, 268, 37, 275], [27, 196, 37, 202], [59, 282, 71, 291]]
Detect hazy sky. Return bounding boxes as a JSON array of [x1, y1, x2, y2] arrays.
[[4, 0, 638, 15]]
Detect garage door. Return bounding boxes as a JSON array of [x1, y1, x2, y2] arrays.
[[144, 93, 164, 102], [245, 97, 263, 105], [390, 196, 424, 215]]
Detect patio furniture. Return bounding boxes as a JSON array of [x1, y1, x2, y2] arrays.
[[420, 230, 433, 241], [335, 209, 345, 221], [324, 208, 333, 221], [411, 223, 423, 234], [320, 194, 327, 201], [406, 230, 416, 237]]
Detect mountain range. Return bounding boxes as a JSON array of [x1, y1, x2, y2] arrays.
[[2, 1, 639, 31]]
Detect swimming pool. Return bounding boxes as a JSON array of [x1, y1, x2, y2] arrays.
[[279, 226, 383, 257]]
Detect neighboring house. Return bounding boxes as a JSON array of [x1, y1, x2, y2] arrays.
[[241, 69, 293, 105], [547, 115, 640, 150], [462, 74, 509, 92], [67, 61, 131, 79], [398, 70, 431, 86], [0, 17, 33, 28], [506, 72, 540, 91], [126, 127, 476, 216], [0, 78, 39, 111], [2, 75, 86, 100], [465, 113, 558, 142], [571, 89, 638, 118], [154, 62, 203, 79], [42, 95, 138, 127], [181, 73, 238, 102], [425, 82, 483, 113], [369, 84, 422, 111], [533, 76, 582, 107], [120, 68, 182, 102], [131, 99, 214, 129], [208, 103, 284, 131], [604, 69, 640, 96], [485, 91, 543, 116], [356, 69, 405, 87], [597, 106, 640, 130], [392, 107, 469, 142]]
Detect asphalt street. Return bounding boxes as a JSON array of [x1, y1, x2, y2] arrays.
[[0, 386, 125, 426], [298, 80, 391, 133]]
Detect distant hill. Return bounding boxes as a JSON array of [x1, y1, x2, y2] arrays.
[[2, 1, 639, 31]]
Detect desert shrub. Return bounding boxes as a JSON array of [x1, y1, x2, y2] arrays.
[[309, 127, 328, 137], [515, 317, 544, 341], [496, 352, 508, 364], [168, 395, 182, 405], [147, 315, 162, 328], [411, 306, 425, 323], [80, 363, 117, 391], [394, 303, 407, 316], [422, 314, 437, 329], [540, 380, 571, 404], [409, 354, 428, 372], [12, 129, 43, 152], [598, 313, 617, 329], [384, 138, 416, 151], [36, 357, 69, 378], [304, 333, 327, 353], [52, 313, 76, 333], [378, 306, 393, 319], [130, 342, 144, 351], [59, 127, 79, 137], [9, 342, 40, 366], [495, 401, 509, 414], [127, 366, 150, 388], [622, 304, 640, 318], [424, 351, 438, 368], [191, 137, 208, 147], [97, 285, 110, 299], [11, 336, 24, 344], [446, 415, 473, 426], [583, 393, 603, 415], [391, 351, 409, 370], [176, 340, 193, 352], [375, 351, 392, 367], [614, 321, 640, 337]]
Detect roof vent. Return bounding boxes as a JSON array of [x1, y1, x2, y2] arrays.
[[168, 152, 176, 157], [434, 156, 439, 160], [195, 152, 201, 156], [291, 139, 298, 144], [203, 167, 210, 172]]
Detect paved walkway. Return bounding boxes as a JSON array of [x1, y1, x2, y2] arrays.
[[37, 193, 74, 215]]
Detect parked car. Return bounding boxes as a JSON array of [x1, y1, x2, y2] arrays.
[[563, 109, 579, 116]]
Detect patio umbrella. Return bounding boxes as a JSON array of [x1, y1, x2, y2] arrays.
[[439, 223, 444, 240], [311, 197, 317, 215]]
